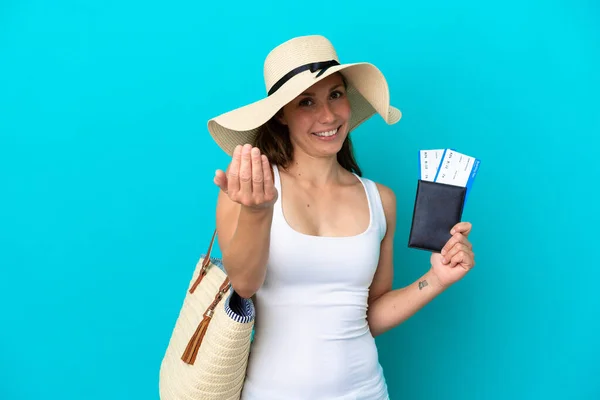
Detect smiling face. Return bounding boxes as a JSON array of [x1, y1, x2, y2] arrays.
[[277, 73, 352, 159]]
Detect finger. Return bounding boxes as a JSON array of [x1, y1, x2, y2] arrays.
[[214, 169, 228, 192], [441, 232, 471, 256], [442, 243, 470, 265], [451, 222, 472, 237], [228, 145, 242, 194], [448, 251, 472, 271], [239, 144, 253, 195], [455, 234, 472, 249], [251, 147, 264, 194], [262, 155, 276, 199]]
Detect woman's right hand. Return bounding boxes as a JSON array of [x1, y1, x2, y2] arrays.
[[214, 144, 278, 210]]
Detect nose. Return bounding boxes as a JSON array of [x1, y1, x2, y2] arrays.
[[318, 102, 335, 124]]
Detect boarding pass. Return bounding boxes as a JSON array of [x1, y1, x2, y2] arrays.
[[419, 148, 480, 202]]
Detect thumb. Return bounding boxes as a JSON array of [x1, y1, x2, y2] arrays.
[[214, 169, 228, 193]]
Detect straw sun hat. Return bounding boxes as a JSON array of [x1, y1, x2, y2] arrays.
[[207, 35, 402, 156]]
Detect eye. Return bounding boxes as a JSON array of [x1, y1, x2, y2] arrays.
[[330, 90, 344, 100], [299, 98, 313, 107]]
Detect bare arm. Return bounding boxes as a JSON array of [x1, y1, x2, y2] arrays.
[[368, 269, 446, 337], [213, 144, 278, 298], [366, 183, 446, 337]]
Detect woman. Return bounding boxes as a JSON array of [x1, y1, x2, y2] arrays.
[[208, 35, 476, 399]]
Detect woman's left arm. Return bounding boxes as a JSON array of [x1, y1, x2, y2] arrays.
[[366, 184, 476, 337]]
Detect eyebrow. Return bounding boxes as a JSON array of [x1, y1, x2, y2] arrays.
[[300, 84, 343, 97]]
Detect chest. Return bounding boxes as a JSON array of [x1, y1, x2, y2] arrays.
[[280, 180, 371, 238], [265, 223, 382, 291]]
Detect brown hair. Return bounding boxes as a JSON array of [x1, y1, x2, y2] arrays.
[[252, 74, 362, 176]]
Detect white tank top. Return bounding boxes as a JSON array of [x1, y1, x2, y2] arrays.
[[240, 165, 390, 400]]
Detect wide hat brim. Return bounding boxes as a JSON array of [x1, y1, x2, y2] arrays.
[[207, 62, 401, 156]]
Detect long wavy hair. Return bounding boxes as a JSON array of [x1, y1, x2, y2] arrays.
[[252, 74, 362, 177]]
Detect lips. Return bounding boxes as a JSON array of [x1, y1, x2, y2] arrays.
[[312, 125, 341, 137]]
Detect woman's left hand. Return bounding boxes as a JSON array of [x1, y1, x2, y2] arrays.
[[429, 222, 476, 289]]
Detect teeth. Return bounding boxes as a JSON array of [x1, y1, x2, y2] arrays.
[[314, 128, 338, 137]]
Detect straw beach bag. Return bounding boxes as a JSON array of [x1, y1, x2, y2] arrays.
[[159, 230, 256, 400]]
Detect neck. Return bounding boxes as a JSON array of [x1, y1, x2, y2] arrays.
[[283, 151, 343, 186]]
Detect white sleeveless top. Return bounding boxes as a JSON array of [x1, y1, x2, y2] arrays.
[[240, 165, 390, 400]]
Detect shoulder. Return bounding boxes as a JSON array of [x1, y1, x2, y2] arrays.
[[358, 173, 396, 229], [373, 182, 396, 206], [373, 182, 396, 224], [363, 178, 397, 241]]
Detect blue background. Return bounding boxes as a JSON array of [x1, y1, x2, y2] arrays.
[[1, 0, 599, 399]]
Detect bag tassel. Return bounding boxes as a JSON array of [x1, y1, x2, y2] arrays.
[[181, 278, 231, 365], [181, 312, 212, 364]]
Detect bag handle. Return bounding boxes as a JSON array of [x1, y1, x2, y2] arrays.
[[202, 229, 217, 267], [188, 229, 218, 294], [182, 228, 233, 365]]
